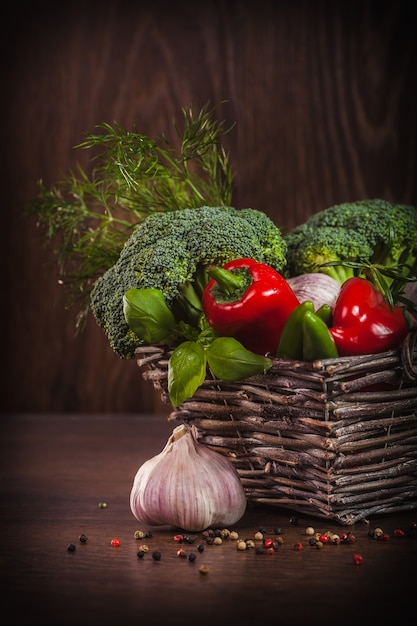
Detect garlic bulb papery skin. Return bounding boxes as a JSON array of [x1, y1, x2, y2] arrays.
[[129, 424, 247, 532]]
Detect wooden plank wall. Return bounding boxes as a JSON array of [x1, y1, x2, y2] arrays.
[[2, 0, 416, 414]]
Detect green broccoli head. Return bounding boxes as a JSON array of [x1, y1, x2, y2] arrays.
[[284, 224, 373, 282], [90, 205, 287, 358], [307, 199, 417, 270], [284, 199, 417, 282]]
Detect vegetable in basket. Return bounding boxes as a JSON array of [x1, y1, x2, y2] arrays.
[[201, 258, 300, 355], [277, 300, 338, 361], [284, 199, 417, 285], [91, 206, 288, 358], [124, 287, 274, 406], [329, 277, 417, 356]]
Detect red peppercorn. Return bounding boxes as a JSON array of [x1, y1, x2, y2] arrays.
[[263, 538, 274, 548], [318, 534, 329, 544], [174, 534, 184, 543], [394, 528, 405, 537], [352, 553, 364, 566], [110, 538, 121, 547], [293, 542, 303, 551]]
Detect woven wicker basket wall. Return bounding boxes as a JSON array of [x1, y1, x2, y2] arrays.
[[136, 331, 417, 525]]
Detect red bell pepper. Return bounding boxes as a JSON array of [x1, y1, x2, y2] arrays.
[[202, 258, 300, 355], [329, 277, 416, 356]]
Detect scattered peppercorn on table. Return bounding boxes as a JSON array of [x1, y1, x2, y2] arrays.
[[1, 413, 416, 626]]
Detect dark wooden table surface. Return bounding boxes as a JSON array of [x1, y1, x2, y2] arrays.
[[1, 413, 416, 626]]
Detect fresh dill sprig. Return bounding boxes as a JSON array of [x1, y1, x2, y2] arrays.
[[25, 102, 235, 329]]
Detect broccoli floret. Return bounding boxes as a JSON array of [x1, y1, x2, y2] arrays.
[[284, 199, 417, 282], [90, 205, 287, 358], [284, 224, 373, 283]]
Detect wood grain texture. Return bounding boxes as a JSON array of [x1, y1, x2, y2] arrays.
[[2, 0, 417, 413], [1, 413, 416, 626]]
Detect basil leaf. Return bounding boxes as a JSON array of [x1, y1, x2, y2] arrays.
[[123, 288, 177, 344], [207, 337, 272, 381], [168, 341, 207, 407]]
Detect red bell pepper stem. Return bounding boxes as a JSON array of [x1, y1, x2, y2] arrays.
[[329, 277, 416, 356], [202, 258, 300, 355]]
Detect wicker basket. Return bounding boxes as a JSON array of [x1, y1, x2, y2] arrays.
[[136, 331, 417, 525]]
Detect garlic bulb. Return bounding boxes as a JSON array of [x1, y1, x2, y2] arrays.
[[130, 424, 247, 531], [287, 273, 341, 310]]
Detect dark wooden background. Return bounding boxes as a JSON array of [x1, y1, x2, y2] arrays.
[[2, 0, 416, 414]]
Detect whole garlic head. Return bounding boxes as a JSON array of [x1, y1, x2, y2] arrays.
[[130, 424, 247, 531]]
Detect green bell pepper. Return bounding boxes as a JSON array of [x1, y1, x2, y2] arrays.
[[277, 301, 338, 361]]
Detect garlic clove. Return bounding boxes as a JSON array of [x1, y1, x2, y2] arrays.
[[130, 424, 247, 531]]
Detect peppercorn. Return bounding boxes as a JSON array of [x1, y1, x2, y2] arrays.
[[394, 528, 405, 538], [318, 533, 329, 544], [152, 551, 161, 561], [110, 538, 121, 547], [293, 542, 303, 551], [79, 534, 88, 544], [315, 541, 324, 550], [137, 550, 146, 559], [229, 531, 239, 540], [174, 534, 184, 543], [67, 543, 76, 552], [237, 540, 247, 551], [245, 539, 255, 549], [254, 531, 264, 541], [273, 527, 283, 535], [188, 553, 197, 562], [197, 544, 205, 553], [183, 535, 195, 544], [255, 547, 266, 555], [305, 527, 315, 536], [139, 544, 149, 552], [98, 502, 107, 508], [263, 538, 274, 549], [289, 516, 298, 526], [352, 553, 364, 566], [177, 548, 187, 558], [134, 530, 146, 540], [213, 537, 222, 546], [199, 565, 209, 575]]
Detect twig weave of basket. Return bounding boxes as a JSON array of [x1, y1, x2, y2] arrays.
[[136, 331, 417, 525]]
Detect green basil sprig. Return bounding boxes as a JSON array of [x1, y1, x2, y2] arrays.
[[123, 287, 273, 407]]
